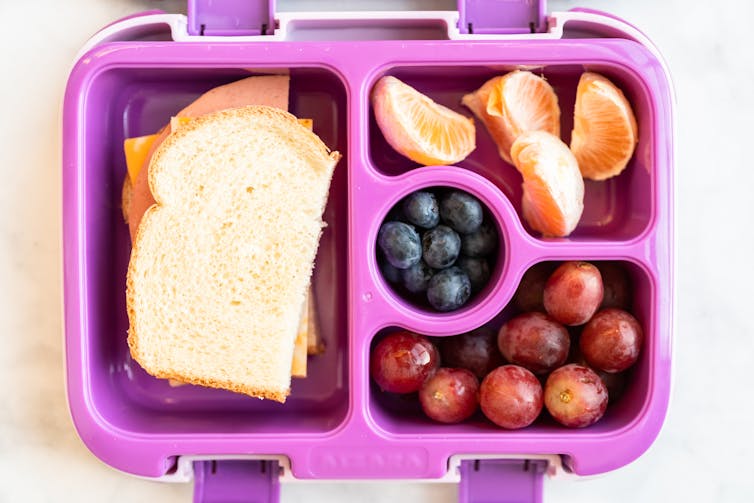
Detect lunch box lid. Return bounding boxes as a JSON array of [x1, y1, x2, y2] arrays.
[[62, 1, 674, 501]]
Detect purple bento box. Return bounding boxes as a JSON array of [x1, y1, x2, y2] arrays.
[[62, 1, 674, 501]]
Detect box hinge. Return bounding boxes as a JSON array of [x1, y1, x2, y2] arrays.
[[187, 0, 276, 36], [458, 0, 547, 34], [193, 460, 280, 503], [458, 459, 547, 503]]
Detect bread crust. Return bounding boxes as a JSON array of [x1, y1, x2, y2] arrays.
[[121, 176, 132, 223]]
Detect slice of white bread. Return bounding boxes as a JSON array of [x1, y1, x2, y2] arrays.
[[123, 118, 323, 380], [127, 105, 340, 402]]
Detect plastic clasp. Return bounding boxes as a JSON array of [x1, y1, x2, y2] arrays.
[[458, 0, 547, 34], [187, 0, 276, 36], [193, 460, 280, 503], [458, 459, 547, 503]]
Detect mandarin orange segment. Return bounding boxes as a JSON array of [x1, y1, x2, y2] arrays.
[[511, 131, 584, 237], [570, 72, 638, 181], [462, 70, 560, 164], [372, 76, 476, 166]]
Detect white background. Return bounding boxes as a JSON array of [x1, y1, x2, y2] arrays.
[[1, 0, 751, 501]]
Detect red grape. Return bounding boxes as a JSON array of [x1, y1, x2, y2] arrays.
[[497, 312, 570, 375], [544, 364, 608, 428], [580, 308, 643, 373], [371, 331, 440, 393], [574, 354, 628, 404], [543, 261, 604, 326], [513, 262, 557, 312], [480, 365, 543, 429], [419, 368, 479, 423], [597, 262, 632, 310], [438, 326, 504, 380]]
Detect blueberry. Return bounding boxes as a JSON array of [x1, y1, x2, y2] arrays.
[[457, 256, 491, 293], [461, 221, 498, 257], [440, 191, 484, 234], [378, 221, 422, 269], [402, 191, 440, 229], [401, 260, 435, 293], [379, 257, 403, 284], [427, 266, 471, 312], [422, 225, 461, 269]]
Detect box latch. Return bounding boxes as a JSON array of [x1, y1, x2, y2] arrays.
[[193, 460, 280, 503], [458, 0, 547, 34], [187, 0, 275, 36], [459, 459, 547, 503]]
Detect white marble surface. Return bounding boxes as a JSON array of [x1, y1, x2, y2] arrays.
[[1, 0, 752, 501]]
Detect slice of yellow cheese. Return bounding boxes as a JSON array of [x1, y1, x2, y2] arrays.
[[123, 134, 157, 184]]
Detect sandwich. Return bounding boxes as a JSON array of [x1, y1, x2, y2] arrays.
[[121, 76, 339, 401]]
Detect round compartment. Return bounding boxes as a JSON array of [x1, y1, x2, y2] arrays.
[[368, 167, 521, 335], [377, 186, 500, 311]]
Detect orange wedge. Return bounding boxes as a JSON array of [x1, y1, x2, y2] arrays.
[[462, 70, 560, 164], [570, 72, 638, 180], [372, 76, 476, 165], [511, 131, 584, 237]]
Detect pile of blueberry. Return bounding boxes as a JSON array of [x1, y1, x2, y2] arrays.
[[377, 188, 498, 312]]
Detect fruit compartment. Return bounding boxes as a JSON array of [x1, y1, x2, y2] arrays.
[[66, 64, 350, 437], [366, 61, 656, 242], [366, 259, 657, 437], [361, 166, 522, 333]]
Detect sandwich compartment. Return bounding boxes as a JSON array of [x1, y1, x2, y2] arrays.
[[62, 1, 674, 499]]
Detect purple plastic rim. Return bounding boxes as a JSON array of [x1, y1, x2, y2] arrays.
[[63, 37, 673, 479]]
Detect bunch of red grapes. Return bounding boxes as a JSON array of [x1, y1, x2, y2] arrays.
[[370, 261, 643, 429]]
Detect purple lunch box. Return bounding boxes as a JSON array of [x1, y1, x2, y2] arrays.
[[62, 1, 675, 501]]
